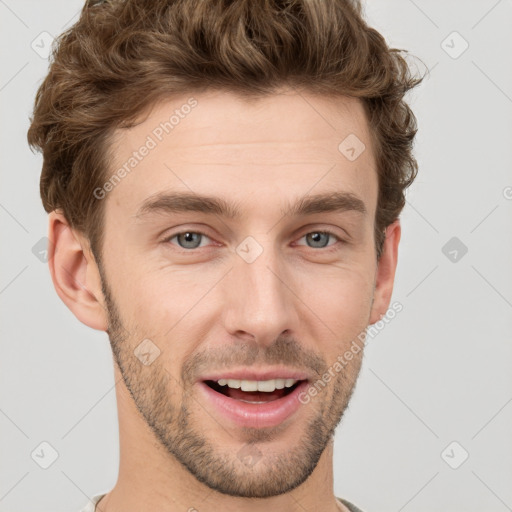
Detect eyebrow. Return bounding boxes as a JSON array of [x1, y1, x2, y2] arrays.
[[135, 190, 367, 220]]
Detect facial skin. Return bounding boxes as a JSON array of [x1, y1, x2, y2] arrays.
[[48, 89, 400, 512]]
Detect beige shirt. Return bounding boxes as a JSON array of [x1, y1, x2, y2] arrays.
[[79, 493, 366, 512]]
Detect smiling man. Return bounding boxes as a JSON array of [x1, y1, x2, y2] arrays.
[[27, 1, 423, 511]]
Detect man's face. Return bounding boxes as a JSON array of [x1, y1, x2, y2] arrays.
[[98, 89, 379, 498]]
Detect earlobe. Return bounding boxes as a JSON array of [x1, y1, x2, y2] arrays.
[[48, 211, 108, 331], [368, 219, 401, 326]]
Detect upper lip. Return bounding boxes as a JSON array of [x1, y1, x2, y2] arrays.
[[198, 367, 312, 383]]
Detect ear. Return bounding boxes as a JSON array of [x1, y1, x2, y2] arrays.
[[368, 219, 401, 325], [47, 211, 108, 331]]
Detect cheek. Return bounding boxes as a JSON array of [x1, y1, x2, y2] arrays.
[[114, 266, 219, 341], [296, 264, 374, 342], [107, 241, 375, 347]]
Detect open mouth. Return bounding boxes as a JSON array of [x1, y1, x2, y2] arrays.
[[204, 379, 303, 404], [198, 377, 309, 428]]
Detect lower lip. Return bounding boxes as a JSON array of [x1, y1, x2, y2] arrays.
[[197, 381, 309, 429]]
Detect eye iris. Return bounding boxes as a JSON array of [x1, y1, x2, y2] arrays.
[[307, 232, 329, 248], [178, 232, 201, 249]]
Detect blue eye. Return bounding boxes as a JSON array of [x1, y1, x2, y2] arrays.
[[297, 231, 341, 249], [165, 231, 211, 249]]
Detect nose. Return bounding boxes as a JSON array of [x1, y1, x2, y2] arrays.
[[221, 238, 300, 346]]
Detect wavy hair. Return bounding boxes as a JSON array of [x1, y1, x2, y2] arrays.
[[27, 0, 425, 262]]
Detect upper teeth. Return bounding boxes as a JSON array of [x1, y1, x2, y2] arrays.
[[216, 378, 298, 392]]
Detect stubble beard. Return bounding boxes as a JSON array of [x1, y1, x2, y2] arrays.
[[99, 265, 364, 498]]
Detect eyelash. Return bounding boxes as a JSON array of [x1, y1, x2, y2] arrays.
[[162, 229, 345, 252]]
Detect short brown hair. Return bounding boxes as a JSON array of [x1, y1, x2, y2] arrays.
[[27, 0, 424, 263]]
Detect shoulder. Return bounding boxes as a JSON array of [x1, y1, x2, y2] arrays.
[[337, 496, 367, 512], [78, 494, 107, 512]]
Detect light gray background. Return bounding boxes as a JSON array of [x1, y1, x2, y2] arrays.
[[1, 1, 511, 511]]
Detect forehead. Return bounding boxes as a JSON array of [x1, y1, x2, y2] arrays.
[[105, 89, 377, 222]]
